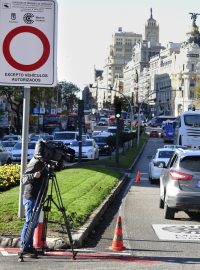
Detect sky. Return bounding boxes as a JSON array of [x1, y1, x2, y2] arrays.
[[57, 0, 200, 90]]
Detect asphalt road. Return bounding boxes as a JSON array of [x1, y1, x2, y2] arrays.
[[1, 137, 200, 269]]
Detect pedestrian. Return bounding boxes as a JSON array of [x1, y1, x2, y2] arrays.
[[20, 157, 47, 257]]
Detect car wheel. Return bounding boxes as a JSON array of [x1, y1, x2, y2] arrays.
[[149, 175, 155, 184], [159, 198, 164, 209], [164, 202, 175, 219]]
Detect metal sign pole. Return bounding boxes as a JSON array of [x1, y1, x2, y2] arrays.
[[18, 86, 30, 218]]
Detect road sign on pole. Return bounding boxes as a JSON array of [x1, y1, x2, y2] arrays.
[[0, 0, 57, 86]]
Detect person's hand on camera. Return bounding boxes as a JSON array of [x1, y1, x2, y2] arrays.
[[33, 171, 41, 179]]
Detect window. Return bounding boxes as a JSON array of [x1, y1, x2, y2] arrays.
[[184, 115, 200, 126], [180, 156, 200, 172], [191, 64, 195, 72], [158, 150, 174, 158]]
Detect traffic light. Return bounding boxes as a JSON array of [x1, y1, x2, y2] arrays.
[[78, 100, 84, 117], [115, 101, 121, 119]]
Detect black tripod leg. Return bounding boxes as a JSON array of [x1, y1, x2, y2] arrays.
[[60, 208, 77, 260], [50, 175, 77, 259]]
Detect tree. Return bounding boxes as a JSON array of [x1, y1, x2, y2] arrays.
[[57, 81, 80, 113], [0, 85, 23, 134], [30, 86, 55, 113], [114, 96, 130, 112]]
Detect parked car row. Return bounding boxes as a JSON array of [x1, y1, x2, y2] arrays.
[[0, 125, 135, 164]]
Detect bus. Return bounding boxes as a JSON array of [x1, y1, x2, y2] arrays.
[[174, 111, 200, 149], [43, 114, 67, 133]]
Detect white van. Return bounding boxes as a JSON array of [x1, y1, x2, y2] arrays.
[[174, 111, 200, 149]]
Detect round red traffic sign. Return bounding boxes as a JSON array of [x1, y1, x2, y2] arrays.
[[3, 26, 50, 72]]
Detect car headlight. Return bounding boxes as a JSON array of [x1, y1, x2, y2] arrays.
[[88, 149, 93, 153], [104, 145, 109, 148]]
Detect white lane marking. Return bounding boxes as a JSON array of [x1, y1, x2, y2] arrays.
[[0, 250, 17, 256], [153, 224, 200, 241], [59, 249, 132, 256]]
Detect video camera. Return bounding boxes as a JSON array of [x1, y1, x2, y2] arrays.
[[34, 140, 75, 164]]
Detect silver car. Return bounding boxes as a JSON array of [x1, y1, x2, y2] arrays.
[[160, 148, 200, 219]]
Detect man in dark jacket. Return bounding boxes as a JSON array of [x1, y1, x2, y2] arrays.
[[20, 157, 47, 257]]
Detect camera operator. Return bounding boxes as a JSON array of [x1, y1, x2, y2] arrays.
[[19, 140, 68, 257], [20, 156, 47, 258]]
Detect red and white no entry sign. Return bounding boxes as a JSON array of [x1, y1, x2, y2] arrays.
[[3, 26, 50, 72], [0, 0, 57, 86]]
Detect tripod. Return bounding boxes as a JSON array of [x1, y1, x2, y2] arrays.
[[18, 162, 77, 262]]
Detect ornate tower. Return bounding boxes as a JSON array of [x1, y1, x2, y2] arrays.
[[144, 8, 159, 45]]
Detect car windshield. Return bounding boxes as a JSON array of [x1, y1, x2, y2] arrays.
[[2, 136, 19, 141], [13, 143, 36, 150], [93, 137, 107, 143], [107, 128, 117, 133], [54, 133, 76, 140], [158, 150, 174, 158], [83, 141, 93, 147], [180, 156, 200, 172], [1, 141, 17, 147], [30, 135, 40, 141], [71, 141, 93, 147]]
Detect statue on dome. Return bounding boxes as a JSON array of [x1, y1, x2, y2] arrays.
[[189, 13, 200, 27]]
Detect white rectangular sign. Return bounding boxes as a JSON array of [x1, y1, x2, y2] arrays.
[[0, 0, 57, 86]]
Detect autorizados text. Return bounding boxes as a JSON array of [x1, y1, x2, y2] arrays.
[[5, 72, 48, 82]]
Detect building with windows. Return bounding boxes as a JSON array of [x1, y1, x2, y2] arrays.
[[92, 27, 142, 109], [123, 8, 164, 109], [123, 11, 200, 117]]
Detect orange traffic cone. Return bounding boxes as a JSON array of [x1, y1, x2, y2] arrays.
[[135, 170, 141, 183], [109, 215, 125, 251], [33, 211, 48, 249]]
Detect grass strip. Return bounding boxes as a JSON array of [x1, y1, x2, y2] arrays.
[[0, 167, 120, 236]]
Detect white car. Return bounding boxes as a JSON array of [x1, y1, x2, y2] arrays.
[[70, 139, 99, 160], [149, 148, 175, 184], [11, 142, 36, 163]]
